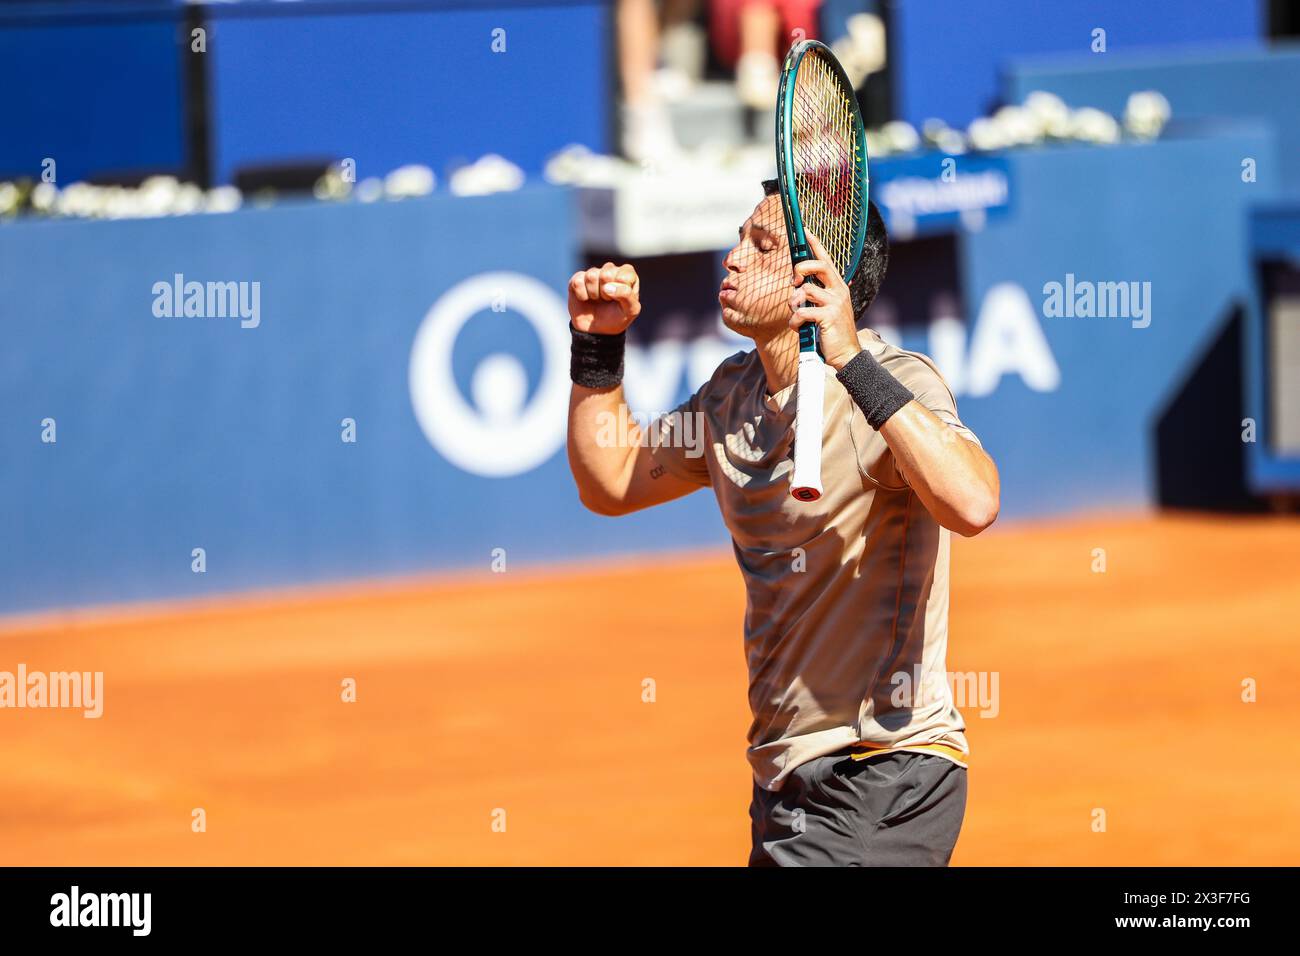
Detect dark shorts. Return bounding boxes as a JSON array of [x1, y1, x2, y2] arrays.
[[748, 750, 967, 867]]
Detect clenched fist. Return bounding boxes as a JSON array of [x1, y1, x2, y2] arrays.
[[568, 262, 641, 336]]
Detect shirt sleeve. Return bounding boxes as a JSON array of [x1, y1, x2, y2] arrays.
[[850, 348, 982, 491], [885, 350, 983, 448], [647, 389, 712, 487]]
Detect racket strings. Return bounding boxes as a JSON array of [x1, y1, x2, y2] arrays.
[[790, 52, 862, 281]]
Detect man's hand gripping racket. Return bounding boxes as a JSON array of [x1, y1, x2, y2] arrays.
[[774, 39, 870, 501]]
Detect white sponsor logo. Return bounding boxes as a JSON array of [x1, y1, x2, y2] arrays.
[[878, 171, 1009, 219], [410, 274, 1060, 477], [409, 273, 571, 477]]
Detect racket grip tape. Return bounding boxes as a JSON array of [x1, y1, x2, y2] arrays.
[[790, 350, 826, 502]]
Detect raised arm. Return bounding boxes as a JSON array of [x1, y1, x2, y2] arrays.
[[791, 233, 1000, 537], [566, 262, 700, 516]]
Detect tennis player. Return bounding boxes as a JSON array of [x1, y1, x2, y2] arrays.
[[565, 180, 1000, 866]]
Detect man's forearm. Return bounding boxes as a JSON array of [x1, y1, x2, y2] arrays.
[[832, 349, 999, 536], [880, 402, 1000, 536], [567, 384, 642, 514]]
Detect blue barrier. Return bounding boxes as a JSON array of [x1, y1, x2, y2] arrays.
[[1004, 44, 1300, 191], [949, 124, 1276, 517], [2, 187, 729, 613], [207, 0, 611, 184], [891, 0, 1259, 129], [0, 1, 611, 187], [0, 1, 186, 182], [0, 126, 1278, 613]]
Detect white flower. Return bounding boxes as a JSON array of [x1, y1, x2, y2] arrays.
[[450, 154, 525, 196], [356, 177, 385, 203], [137, 175, 179, 217], [992, 105, 1042, 146], [384, 164, 436, 199], [171, 183, 205, 215], [867, 127, 896, 157], [921, 118, 949, 144], [935, 128, 967, 155], [1069, 107, 1121, 144], [103, 186, 137, 219], [1023, 91, 1072, 139], [31, 181, 58, 213], [204, 186, 243, 214], [0, 181, 17, 216], [1124, 90, 1171, 140], [313, 164, 353, 201], [56, 182, 95, 218], [967, 117, 1006, 152], [881, 120, 921, 154]]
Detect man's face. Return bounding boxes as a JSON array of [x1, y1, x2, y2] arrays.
[[719, 195, 796, 338]]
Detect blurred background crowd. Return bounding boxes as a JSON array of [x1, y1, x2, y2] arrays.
[[1, 1, 1294, 216]]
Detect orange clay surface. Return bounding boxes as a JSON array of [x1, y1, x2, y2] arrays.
[[0, 513, 1297, 866]]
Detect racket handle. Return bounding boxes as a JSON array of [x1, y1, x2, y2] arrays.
[[790, 348, 825, 502]]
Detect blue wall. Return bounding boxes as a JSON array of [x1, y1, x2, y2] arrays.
[[1005, 44, 1300, 191], [952, 125, 1276, 516], [0, 126, 1278, 613], [208, 1, 611, 184], [0, 186, 727, 613], [891, 0, 1262, 128], [0, 0, 611, 187], [0, 2, 186, 182]]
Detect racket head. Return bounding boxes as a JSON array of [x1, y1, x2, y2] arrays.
[[775, 39, 870, 286]]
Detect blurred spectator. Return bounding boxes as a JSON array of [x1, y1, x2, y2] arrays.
[[711, 0, 822, 109], [618, 0, 705, 163], [617, 1, 882, 161]]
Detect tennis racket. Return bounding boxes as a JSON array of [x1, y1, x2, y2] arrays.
[[774, 39, 869, 502]]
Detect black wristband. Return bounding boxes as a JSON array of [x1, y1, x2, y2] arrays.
[[570, 324, 626, 388], [836, 349, 914, 430]]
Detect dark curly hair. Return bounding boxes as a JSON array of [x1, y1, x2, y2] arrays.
[[761, 178, 888, 326]]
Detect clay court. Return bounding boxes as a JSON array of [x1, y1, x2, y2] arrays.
[[1, 513, 1296, 866]]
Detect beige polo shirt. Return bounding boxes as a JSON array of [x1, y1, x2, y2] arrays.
[[650, 329, 978, 792]]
